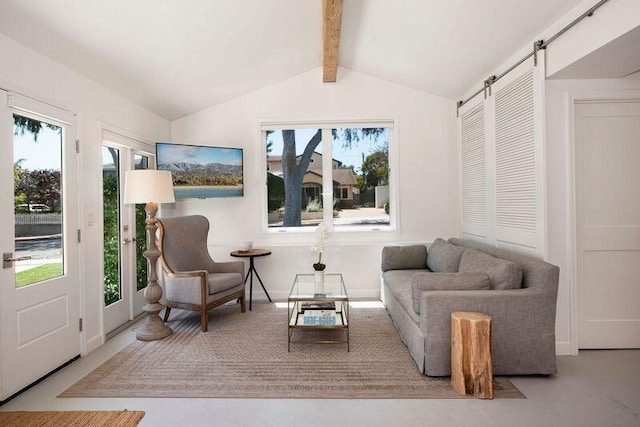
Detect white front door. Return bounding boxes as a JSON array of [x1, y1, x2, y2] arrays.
[[102, 133, 154, 336], [575, 100, 640, 349], [0, 91, 80, 400]]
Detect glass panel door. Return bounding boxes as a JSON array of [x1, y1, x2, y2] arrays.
[[102, 146, 121, 306], [0, 92, 80, 400], [102, 137, 154, 335], [131, 153, 151, 315], [134, 154, 149, 293]]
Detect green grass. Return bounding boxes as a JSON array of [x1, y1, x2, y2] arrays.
[[15, 263, 63, 288]]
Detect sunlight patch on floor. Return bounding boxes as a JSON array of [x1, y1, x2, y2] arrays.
[[349, 301, 384, 308]]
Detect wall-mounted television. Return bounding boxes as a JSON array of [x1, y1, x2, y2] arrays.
[[156, 142, 244, 199]]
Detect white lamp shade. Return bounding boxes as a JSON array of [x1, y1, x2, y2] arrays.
[[124, 169, 176, 204]]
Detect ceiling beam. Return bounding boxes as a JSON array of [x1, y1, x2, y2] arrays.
[[323, 0, 343, 83]]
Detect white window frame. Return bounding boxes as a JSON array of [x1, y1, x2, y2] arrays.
[[259, 119, 398, 236]]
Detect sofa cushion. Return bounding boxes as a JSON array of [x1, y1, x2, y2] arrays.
[[426, 238, 466, 273], [381, 245, 428, 272], [208, 272, 243, 294], [411, 272, 491, 314], [382, 269, 426, 324], [458, 248, 523, 290]]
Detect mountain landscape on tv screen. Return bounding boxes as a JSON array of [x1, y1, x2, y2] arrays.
[[159, 162, 242, 187]]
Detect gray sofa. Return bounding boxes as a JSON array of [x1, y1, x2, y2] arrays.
[[381, 237, 559, 376]]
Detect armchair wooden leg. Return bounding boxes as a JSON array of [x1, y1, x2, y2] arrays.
[[240, 294, 246, 313], [163, 307, 171, 322], [201, 309, 208, 332]]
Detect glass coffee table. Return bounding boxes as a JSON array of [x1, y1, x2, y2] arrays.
[[288, 273, 349, 352]]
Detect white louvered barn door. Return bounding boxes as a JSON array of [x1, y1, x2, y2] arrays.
[[457, 54, 546, 257], [491, 57, 546, 255], [459, 100, 489, 240]]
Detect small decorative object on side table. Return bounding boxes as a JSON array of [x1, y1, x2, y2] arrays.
[[230, 247, 272, 310]]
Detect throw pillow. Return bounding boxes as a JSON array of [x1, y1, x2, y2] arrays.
[[411, 272, 491, 314], [381, 245, 428, 272], [426, 238, 466, 272], [458, 248, 523, 290]]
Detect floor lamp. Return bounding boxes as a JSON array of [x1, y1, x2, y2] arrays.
[[124, 169, 175, 341]]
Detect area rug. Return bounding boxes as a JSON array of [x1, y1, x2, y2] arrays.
[[0, 410, 144, 426], [61, 303, 523, 399]]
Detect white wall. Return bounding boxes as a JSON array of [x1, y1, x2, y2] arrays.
[[546, 73, 640, 354], [545, 0, 640, 77], [0, 33, 171, 353], [170, 67, 457, 300]]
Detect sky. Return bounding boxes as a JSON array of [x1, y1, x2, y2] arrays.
[[156, 143, 242, 166], [267, 128, 389, 172], [13, 125, 62, 170], [14, 126, 386, 172]]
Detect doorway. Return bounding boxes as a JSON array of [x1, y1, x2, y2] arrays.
[[0, 91, 80, 400], [575, 100, 640, 349], [101, 131, 154, 336]]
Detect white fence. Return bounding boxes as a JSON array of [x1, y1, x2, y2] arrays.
[[15, 213, 62, 238], [15, 213, 61, 225]]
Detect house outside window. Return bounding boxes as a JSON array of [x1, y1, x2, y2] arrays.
[[264, 122, 394, 231]]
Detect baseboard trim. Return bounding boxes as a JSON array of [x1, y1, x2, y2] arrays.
[[86, 333, 105, 354], [105, 312, 146, 341], [556, 341, 577, 356]]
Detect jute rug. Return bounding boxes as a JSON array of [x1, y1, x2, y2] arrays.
[[61, 303, 523, 399], [0, 410, 144, 426]]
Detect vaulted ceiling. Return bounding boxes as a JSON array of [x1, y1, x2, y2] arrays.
[[0, 0, 586, 120]]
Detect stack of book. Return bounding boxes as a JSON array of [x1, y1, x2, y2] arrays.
[[302, 310, 337, 325], [300, 301, 336, 311]]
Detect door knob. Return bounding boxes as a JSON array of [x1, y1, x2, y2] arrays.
[[122, 237, 137, 245], [3, 252, 32, 269]]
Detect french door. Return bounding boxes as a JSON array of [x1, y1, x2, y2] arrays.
[[0, 91, 80, 400], [102, 131, 154, 335]]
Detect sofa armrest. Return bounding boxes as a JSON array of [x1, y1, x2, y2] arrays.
[[381, 245, 428, 272], [420, 289, 557, 375], [163, 270, 207, 306], [420, 288, 553, 334]]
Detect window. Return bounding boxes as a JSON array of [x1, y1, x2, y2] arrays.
[[335, 187, 348, 200], [264, 122, 394, 231], [13, 114, 64, 287]]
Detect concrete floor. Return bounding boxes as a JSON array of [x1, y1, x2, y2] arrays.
[[1, 321, 639, 427]]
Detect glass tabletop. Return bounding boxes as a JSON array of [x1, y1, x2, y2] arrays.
[[289, 273, 347, 300]]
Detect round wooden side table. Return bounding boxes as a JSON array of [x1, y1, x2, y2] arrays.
[[230, 248, 272, 310]]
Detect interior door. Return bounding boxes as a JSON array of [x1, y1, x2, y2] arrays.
[[0, 91, 80, 400], [575, 100, 640, 348], [102, 133, 154, 336]]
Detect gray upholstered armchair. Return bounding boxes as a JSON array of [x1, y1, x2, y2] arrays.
[[157, 215, 246, 332]]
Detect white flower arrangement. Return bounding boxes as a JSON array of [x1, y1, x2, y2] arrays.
[[311, 222, 329, 271]]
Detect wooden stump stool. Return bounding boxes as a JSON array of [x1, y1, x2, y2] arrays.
[[451, 311, 493, 399]]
